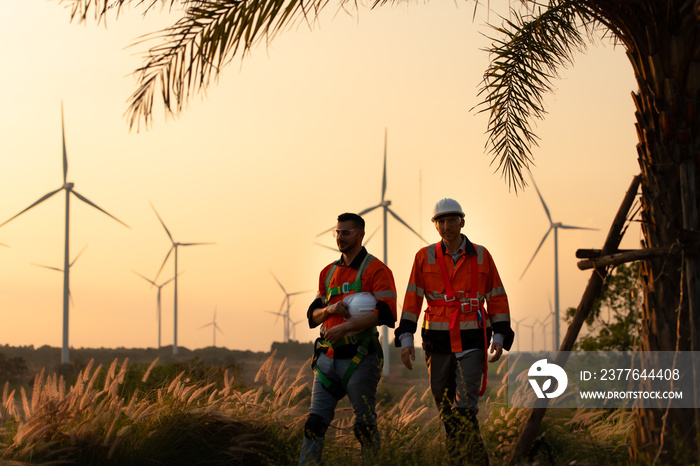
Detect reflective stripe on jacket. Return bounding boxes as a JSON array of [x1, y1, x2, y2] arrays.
[[396, 237, 512, 353]]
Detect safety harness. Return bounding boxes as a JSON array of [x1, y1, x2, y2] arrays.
[[431, 242, 489, 396], [311, 254, 383, 399], [323, 253, 374, 302]]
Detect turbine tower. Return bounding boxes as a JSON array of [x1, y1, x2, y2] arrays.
[[0, 104, 129, 364], [317, 129, 428, 376], [151, 202, 213, 355], [520, 174, 597, 351], [512, 316, 529, 352], [270, 270, 309, 343], [198, 308, 224, 347], [133, 271, 178, 349]]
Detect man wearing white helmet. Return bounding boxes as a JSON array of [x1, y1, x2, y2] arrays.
[[395, 198, 514, 466], [299, 212, 397, 465]]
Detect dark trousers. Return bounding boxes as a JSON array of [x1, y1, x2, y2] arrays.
[[425, 350, 489, 466]]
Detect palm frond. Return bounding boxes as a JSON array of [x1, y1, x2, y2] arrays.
[[476, 1, 596, 192], [58, 0, 183, 23], [125, 0, 334, 129]]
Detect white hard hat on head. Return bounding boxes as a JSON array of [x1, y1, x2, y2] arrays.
[[432, 198, 465, 222]]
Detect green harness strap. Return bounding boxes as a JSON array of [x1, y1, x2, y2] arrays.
[[313, 253, 381, 398], [311, 328, 383, 399], [324, 254, 375, 302]]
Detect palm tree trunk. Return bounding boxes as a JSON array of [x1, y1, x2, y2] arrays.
[[620, 2, 700, 461]]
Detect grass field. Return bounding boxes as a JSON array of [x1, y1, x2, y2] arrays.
[[0, 347, 634, 465]]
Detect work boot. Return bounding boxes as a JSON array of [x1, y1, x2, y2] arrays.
[[298, 436, 324, 466], [443, 411, 463, 466], [456, 409, 489, 466], [354, 422, 381, 464], [443, 410, 490, 466]]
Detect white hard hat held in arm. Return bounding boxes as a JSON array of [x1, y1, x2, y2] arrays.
[[342, 292, 377, 320]]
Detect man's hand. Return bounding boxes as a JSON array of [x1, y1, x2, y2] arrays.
[[401, 346, 415, 370], [322, 322, 349, 344], [327, 301, 350, 319], [489, 341, 503, 363]]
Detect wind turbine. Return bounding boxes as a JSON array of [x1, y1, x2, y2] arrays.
[[151, 202, 214, 355], [521, 322, 536, 351], [532, 319, 543, 351], [198, 308, 224, 347], [33, 245, 88, 307], [541, 313, 551, 351], [133, 270, 179, 349], [520, 174, 597, 352], [0, 105, 129, 364], [316, 129, 428, 376], [290, 318, 303, 340], [269, 270, 309, 343], [512, 316, 529, 351]]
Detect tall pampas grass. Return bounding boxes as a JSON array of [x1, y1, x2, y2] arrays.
[[0, 350, 637, 465], [0, 352, 308, 464]]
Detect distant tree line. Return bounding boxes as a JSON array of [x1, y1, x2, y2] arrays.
[[0, 353, 28, 383]]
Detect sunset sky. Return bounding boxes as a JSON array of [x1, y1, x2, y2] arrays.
[[0, 0, 640, 356]]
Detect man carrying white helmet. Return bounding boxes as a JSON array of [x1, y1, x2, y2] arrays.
[[299, 212, 397, 465], [395, 198, 514, 466]]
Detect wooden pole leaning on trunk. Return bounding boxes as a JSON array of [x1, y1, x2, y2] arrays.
[[507, 175, 641, 466], [577, 246, 676, 270]]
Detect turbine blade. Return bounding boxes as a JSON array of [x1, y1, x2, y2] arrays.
[[357, 204, 382, 217], [363, 226, 381, 247], [0, 188, 63, 228], [269, 270, 287, 294], [287, 290, 311, 297], [72, 190, 130, 228], [154, 246, 174, 282], [387, 208, 429, 244], [33, 263, 63, 272], [520, 227, 552, 280], [528, 173, 553, 224], [559, 224, 599, 231], [0, 243, 8, 248], [159, 272, 182, 287], [61, 103, 68, 184], [382, 128, 388, 202], [179, 242, 215, 246], [150, 202, 174, 243], [133, 270, 157, 287], [70, 244, 88, 267], [266, 310, 283, 324], [313, 241, 338, 252]]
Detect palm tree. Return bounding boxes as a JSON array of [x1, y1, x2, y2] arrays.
[[476, 3, 700, 463], [65, 0, 700, 462]]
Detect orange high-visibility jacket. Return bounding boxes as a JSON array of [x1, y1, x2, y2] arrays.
[[308, 247, 397, 351], [395, 237, 513, 354]]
